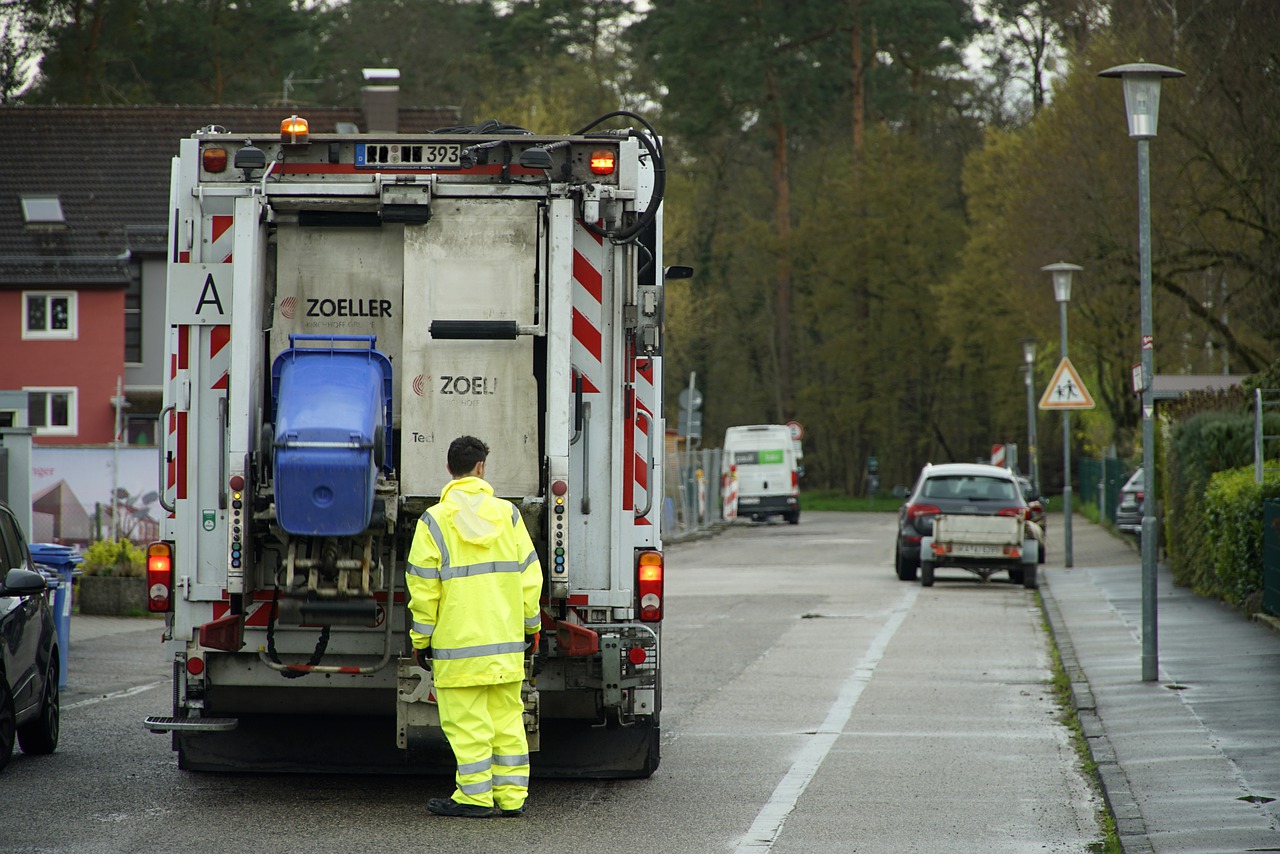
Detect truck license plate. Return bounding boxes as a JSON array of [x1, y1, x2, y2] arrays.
[[951, 544, 1003, 557], [356, 143, 462, 168]]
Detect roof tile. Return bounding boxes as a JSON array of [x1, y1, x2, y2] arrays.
[[0, 104, 461, 286]]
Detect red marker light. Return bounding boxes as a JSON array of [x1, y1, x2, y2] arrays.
[[203, 147, 228, 173]]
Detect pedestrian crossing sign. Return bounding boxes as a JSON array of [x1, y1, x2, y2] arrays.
[[1039, 357, 1095, 410]]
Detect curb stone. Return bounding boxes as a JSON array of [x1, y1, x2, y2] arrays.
[[1040, 576, 1154, 854]]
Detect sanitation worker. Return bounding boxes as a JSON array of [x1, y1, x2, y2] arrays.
[[406, 435, 543, 818]]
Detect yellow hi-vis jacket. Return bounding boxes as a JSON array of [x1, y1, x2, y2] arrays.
[[406, 476, 543, 688]]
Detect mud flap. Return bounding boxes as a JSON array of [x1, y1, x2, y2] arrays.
[[534, 718, 661, 779]]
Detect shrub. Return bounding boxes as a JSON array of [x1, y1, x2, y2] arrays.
[[1165, 410, 1279, 587], [1199, 468, 1280, 605], [80, 538, 145, 578]]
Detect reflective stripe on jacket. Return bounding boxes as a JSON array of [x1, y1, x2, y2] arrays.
[[406, 476, 543, 688]]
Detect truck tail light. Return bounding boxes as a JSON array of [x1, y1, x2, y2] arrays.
[[637, 550, 663, 622], [146, 542, 174, 612], [996, 507, 1027, 519], [791, 470, 799, 493], [589, 149, 616, 175]]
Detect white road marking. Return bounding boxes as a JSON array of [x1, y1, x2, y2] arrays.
[[734, 585, 919, 853], [64, 680, 165, 711]]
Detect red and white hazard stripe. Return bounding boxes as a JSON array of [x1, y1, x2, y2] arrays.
[[632, 355, 656, 530], [571, 221, 604, 394], [177, 214, 234, 264], [723, 474, 739, 521], [209, 324, 230, 391]]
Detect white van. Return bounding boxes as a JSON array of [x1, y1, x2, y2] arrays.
[[721, 424, 802, 524]]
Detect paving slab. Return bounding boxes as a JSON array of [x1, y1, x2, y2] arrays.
[[1040, 516, 1280, 853]]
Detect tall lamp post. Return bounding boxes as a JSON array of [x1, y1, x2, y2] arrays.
[[1042, 263, 1082, 568], [1100, 62, 1184, 683], [1019, 338, 1040, 494]]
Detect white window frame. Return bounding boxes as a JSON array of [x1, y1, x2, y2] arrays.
[[24, 387, 78, 437], [22, 291, 79, 340]]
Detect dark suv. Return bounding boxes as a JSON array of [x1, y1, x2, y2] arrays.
[[895, 462, 1044, 581], [0, 500, 60, 771]]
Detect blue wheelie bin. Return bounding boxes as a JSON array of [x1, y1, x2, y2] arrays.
[[30, 543, 81, 689]]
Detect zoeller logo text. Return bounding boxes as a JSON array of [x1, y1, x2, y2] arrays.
[[305, 298, 393, 318]]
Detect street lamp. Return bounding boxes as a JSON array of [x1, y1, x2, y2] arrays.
[[1019, 338, 1040, 495], [1100, 61, 1184, 683], [1042, 262, 1082, 568]]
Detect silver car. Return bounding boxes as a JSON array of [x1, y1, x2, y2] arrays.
[[1114, 469, 1143, 536]]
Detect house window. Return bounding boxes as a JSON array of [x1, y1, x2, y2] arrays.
[[125, 265, 142, 363], [23, 292, 78, 340], [26, 388, 77, 437], [20, 195, 65, 225], [125, 415, 157, 446]]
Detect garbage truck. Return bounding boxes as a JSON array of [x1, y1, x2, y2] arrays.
[[143, 111, 687, 777]]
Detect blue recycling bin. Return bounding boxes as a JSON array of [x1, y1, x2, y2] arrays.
[[30, 544, 81, 690]]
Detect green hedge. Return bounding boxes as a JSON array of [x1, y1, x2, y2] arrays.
[[1197, 467, 1280, 605], [1164, 410, 1280, 589]]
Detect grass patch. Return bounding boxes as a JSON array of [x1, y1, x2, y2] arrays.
[[802, 490, 896, 512], [1039, 597, 1122, 854]]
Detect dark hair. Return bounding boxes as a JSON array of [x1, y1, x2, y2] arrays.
[[447, 435, 489, 476]]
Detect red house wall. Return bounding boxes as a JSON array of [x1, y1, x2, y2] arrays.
[[0, 288, 126, 445]]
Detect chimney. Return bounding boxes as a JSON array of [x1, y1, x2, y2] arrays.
[[361, 68, 401, 132]]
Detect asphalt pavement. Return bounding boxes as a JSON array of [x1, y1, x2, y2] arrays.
[[1041, 514, 1280, 853], [57, 517, 1280, 852]]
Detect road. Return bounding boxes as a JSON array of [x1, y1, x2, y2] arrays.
[[3, 511, 1102, 853]]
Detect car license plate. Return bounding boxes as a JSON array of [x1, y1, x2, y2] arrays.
[[951, 544, 1003, 557]]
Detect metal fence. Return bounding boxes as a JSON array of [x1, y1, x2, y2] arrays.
[[1078, 455, 1131, 524], [663, 447, 722, 536]]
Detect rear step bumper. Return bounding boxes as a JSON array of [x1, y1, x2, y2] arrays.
[[145, 715, 238, 734]]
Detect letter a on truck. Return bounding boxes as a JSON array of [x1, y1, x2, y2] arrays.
[[144, 111, 688, 777]]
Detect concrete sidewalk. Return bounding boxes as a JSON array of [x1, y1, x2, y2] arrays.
[[70, 613, 165, 641], [1040, 514, 1280, 853]]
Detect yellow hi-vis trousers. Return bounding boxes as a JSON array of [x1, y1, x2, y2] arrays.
[[435, 680, 530, 810]]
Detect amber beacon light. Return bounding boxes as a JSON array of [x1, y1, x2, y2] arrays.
[[281, 115, 310, 144]]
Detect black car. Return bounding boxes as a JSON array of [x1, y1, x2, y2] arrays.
[[895, 462, 1042, 581], [0, 500, 60, 771]]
